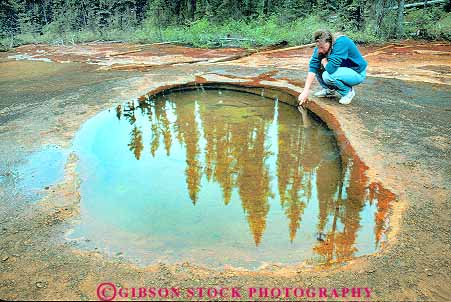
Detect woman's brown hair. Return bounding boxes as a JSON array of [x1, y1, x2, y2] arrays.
[[313, 29, 334, 45]]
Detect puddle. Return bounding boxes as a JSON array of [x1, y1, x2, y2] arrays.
[[69, 88, 392, 269], [14, 145, 68, 200], [8, 54, 52, 62]]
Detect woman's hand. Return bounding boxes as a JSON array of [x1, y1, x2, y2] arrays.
[[298, 89, 309, 106], [321, 57, 328, 67]]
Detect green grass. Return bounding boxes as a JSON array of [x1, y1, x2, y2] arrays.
[[134, 15, 333, 47], [404, 8, 451, 40], [1, 12, 450, 52]]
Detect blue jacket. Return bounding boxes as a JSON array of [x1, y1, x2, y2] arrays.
[[309, 36, 367, 74]]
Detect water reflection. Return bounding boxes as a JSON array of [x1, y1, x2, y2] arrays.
[[72, 89, 392, 268]]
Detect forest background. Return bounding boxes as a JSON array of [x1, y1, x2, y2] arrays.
[[1, 0, 450, 51]]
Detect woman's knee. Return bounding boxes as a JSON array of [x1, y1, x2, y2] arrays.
[[322, 71, 334, 84], [329, 67, 364, 86]]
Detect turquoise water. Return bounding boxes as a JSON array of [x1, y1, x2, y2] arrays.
[[15, 145, 68, 200], [69, 89, 389, 269]]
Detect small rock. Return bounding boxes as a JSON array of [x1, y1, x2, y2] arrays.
[[36, 281, 44, 288], [367, 269, 376, 274], [2, 256, 9, 261], [44, 186, 49, 190]]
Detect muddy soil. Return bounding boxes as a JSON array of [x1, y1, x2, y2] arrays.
[[0, 41, 450, 301]]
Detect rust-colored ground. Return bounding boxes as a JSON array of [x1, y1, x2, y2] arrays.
[[12, 40, 451, 85], [12, 43, 247, 67], [229, 40, 451, 85]]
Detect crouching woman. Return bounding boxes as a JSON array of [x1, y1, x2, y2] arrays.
[[298, 30, 368, 106]]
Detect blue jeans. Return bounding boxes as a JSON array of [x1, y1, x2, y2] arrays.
[[317, 67, 367, 96]]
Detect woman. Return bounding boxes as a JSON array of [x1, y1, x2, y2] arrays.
[[298, 30, 368, 105]]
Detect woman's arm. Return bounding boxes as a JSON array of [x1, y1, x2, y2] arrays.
[[298, 71, 316, 105], [308, 48, 321, 73]]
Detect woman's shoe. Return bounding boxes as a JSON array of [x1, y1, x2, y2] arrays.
[[314, 89, 336, 98], [339, 88, 355, 105]]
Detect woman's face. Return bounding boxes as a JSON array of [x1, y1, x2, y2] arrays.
[[317, 41, 331, 56]]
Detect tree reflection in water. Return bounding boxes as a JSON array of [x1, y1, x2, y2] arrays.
[[114, 89, 393, 264]]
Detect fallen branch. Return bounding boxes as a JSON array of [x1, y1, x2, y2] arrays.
[[413, 49, 450, 55], [150, 41, 182, 45], [390, 0, 447, 10], [257, 43, 316, 55], [431, 43, 451, 46], [207, 41, 290, 63], [219, 38, 256, 42], [109, 49, 143, 57], [363, 44, 397, 57], [206, 51, 256, 63], [89, 40, 125, 44]]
